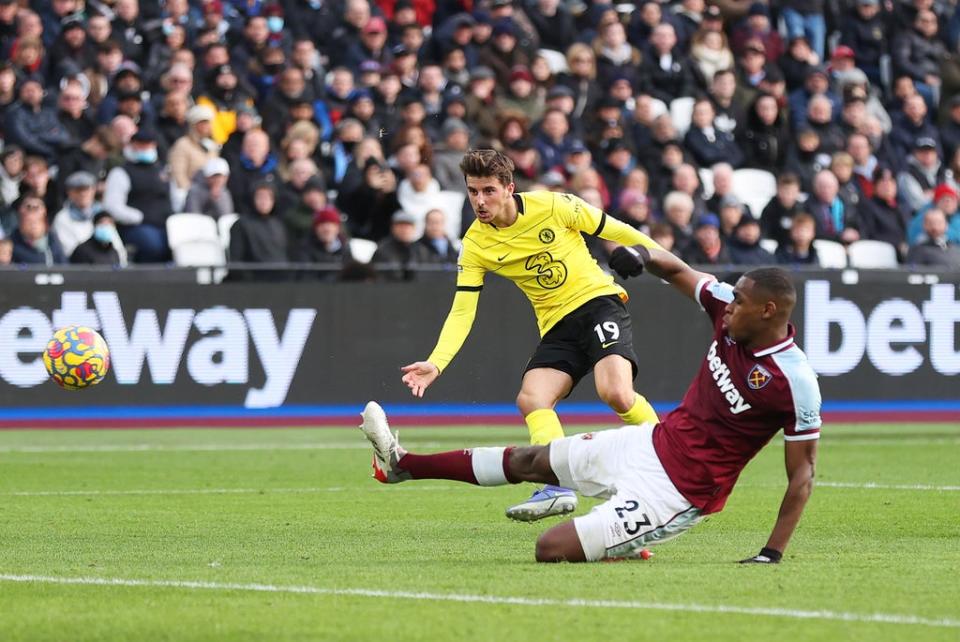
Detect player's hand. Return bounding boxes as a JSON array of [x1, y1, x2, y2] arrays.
[[738, 547, 783, 564], [609, 246, 650, 279], [400, 361, 440, 398]]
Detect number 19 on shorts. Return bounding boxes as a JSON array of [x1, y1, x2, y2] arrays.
[[594, 322, 620, 348]]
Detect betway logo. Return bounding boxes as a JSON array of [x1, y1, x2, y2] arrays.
[[0, 292, 316, 407], [804, 281, 960, 376], [706, 340, 751, 415]]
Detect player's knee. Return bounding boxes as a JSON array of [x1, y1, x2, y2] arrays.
[[516, 389, 544, 415], [535, 529, 586, 563], [599, 387, 635, 414]]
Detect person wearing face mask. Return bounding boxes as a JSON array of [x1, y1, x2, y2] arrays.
[[197, 63, 255, 144], [51, 171, 103, 257], [70, 211, 127, 265], [103, 128, 173, 262], [10, 197, 67, 265], [168, 104, 219, 192]]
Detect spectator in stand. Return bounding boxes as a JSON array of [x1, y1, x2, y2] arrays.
[[10, 197, 66, 265], [51, 171, 102, 258], [907, 183, 960, 245], [787, 66, 839, 131], [805, 169, 861, 243], [940, 95, 960, 160], [683, 212, 731, 265], [103, 128, 173, 263], [228, 128, 279, 215], [830, 152, 863, 211], [661, 190, 696, 253], [649, 220, 677, 254], [554, 43, 602, 122], [228, 181, 289, 279], [892, 9, 946, 112], [776, 211, 820, 265], [689, 28, 734, 86], [780, 0, 827, 59], [779, 36, 819, 94], [4, 76, 72, 163], [640, 23, 698, 104], [684, 97, 744, 168], [727, 215, 775, 264], [708, 68, 748, 135], [338, 157, 400, 242], [0, 144, 23, 210], [897, 137, 946, 212], [805, 94, 847, 155], [859, 165, 911, 258], [527, 0, 577, 54], [70, 211, 127, 266], [433, 119, 471, 193], [417, 208, 459, 266], [906, 207, 960, 267], [731, 3, 784, 62], [56, 79, 94, 145], [168, 105, 218, 193], [717, 195, 747, 240], [761, 172, 806, 245], [739, 92, 788, 169], [197, 63, 253, 145], [848, 132, 879, 197], [371, 209, 429, 280], [784, 127, 825, 191], [479, 18, 531, 88], [294, 205, 353, 281], [21, 155, 61, 219], [184, 157, 233, 219], [840, 0, 887, 87], [890, 93, 942, 159]]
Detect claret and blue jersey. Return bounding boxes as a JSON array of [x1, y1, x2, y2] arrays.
[[653, 278, 823, 515]]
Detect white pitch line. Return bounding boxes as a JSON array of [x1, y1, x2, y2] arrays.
[[0, 485, 462, 497], [817, 481, 960, 492], [0, 574, 956, 629], [0, 442, 460, 454]]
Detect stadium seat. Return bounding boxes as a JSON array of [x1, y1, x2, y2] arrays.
[[698, 167, 714, 199], [812, 239, 848, 268], [760, 238, 778, 254], [166, 213, 225, 267], [217, 213, 239, 252], [349, 238, 378, 264], [649, 98, 669, 120], [847, 239, 899, 269], [670, 96, 695, 136], [732, 169, 777, 219], [537, 48, 568, 74]]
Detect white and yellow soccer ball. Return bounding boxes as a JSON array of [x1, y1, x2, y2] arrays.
[[43, 326, 111, 390]]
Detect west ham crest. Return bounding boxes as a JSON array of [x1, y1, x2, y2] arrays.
[[747, 364, 772, 390]]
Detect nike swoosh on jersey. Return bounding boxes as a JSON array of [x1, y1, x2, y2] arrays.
[[497, 253, 510, 261], [602, 341, 619, 348]]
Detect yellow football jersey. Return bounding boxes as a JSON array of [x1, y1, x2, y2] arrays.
[[427, 191, 660, 372], [458, 191, 627, 335]]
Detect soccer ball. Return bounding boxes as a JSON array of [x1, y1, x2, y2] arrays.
[[43, 326, 111, 391]]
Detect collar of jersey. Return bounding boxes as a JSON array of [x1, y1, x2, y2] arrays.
[[751, 323, 796, 357]]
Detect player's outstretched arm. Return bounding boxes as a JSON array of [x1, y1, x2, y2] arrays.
[[741, 438, 818, 564], [641, 248, 716, 301], [400, 289, 480, 397]]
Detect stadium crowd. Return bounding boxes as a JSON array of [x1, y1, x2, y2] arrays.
[[0, 0, 959, 275]]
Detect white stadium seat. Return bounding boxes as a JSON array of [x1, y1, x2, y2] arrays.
[[760, 238, 778, 254], [217, 213, 239, 252], [537, 48, 568, 74], [698, 167, 714, 199], [847, 239, 899, 269], [166, 213, 225, 267], [670, 96, 695, 137], [349, 238, 378, 264], [731, 168, 777, 219], [812, 239, 848, 269]]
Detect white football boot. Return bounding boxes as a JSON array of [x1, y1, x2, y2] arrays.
[[504, 485, 578, 521], [359, 401, 410, 483]]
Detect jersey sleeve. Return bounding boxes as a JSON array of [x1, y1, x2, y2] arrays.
[[560, 194, 662, 250], [772, 351, 823, 441], [425, 244, 486, 373], [695, 277, 732, 324]]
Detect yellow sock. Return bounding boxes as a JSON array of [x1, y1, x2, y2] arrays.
[[617, 394, 659, 425], [525, 408, 565, 445]]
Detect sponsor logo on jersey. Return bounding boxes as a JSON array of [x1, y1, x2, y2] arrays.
[[581, 432, 594, 440], [747, 364, 772, 389], [539, 228, 555, 244], [707, 340, 752, 415]]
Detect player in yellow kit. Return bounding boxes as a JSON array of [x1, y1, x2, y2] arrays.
[[401, 149, 661, 520]]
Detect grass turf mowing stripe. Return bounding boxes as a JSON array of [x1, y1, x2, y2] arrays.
[[0, 574, 957, 629]]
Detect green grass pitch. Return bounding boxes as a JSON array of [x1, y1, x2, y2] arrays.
[[0, 422, 957, 642]]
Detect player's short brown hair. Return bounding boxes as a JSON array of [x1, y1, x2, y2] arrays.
[[745, 267, 797, 311], [459, 149, 515, 186]]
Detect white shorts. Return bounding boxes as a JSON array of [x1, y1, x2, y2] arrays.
[[549, 424, 702, 561]]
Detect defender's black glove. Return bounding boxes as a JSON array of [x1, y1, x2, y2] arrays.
[[739, 547, 783, 564], [609, 245, 650, 279]]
